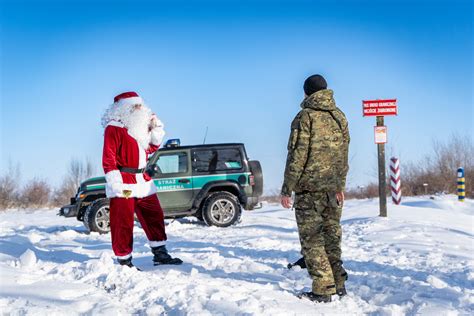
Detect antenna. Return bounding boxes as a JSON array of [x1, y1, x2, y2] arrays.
[[203, 126, 209, 144]]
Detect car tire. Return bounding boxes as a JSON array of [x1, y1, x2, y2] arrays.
[[202, 191, 241, 227], [195, 210, 204, 222], [83, 198, 111, 234]]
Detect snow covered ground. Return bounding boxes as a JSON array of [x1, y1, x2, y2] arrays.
[[0, 195, 472, 315]]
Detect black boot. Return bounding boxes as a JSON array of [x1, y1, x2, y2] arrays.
[[333, 261, 348, 297], [287, 256, 307, 269], [117, 256, 140, 270], [297, 291, 332, 303], [336, 287, 347, 297], [151, 246, 183, 265]]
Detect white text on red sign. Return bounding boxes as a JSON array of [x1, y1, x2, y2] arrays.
[[362, 99, 398, 117]]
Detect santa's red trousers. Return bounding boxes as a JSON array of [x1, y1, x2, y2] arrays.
[[109, 194, 167, 257]]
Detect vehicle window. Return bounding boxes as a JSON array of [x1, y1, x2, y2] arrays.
[[194, 148, 243, 172], [156, 152, 188, 174]]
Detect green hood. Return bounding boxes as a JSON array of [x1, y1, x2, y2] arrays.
[[80, 176, 106, 191], [300, 89, 336, 111]]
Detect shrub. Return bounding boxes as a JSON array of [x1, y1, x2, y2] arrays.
[[19, 178, 51, 208], [401, 134, 473, 197], [51, 158, 95, 207], [0, 163, 21, 210]]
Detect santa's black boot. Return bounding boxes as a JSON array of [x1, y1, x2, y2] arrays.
[[151, 246, 183, 265], [117, 257, 140, 270]]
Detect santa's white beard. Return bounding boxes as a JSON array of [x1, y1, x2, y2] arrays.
[[123, 107, 152, 149], [102, 103, 153, 149]]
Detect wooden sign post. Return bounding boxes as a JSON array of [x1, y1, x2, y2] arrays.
[[363, 99, 398, 217]]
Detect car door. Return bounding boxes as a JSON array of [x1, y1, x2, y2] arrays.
[[152, 149, 194, 212]]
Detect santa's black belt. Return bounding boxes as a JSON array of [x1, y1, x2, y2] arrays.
[[118, 167, 145, 174]]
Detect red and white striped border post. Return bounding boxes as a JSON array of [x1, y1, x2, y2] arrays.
[[390, 157, 401, 204]]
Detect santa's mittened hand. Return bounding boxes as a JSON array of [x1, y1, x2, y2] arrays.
[[153, 115, 164, 128], [149, 115, 158, 129], [150, 126, 165, 146], [105, 170, 124, 197], [110, 182, 124, 197]]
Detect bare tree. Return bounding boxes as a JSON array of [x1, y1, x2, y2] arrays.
[[51, 158, 96, 206], [348, 134, 473, 199], [19, 177, 51, 208], [68, 158, 95, 189], [0, 161, 21, 210], [401, 134, 473, 197], [430, 135, 474, 193]]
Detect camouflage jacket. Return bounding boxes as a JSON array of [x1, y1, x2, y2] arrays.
[[281, 89, 350, 196]]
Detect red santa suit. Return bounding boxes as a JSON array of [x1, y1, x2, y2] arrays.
[[102, 91, 167, 259]]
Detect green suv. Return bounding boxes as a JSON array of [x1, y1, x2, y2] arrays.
[[59, 140, 263, 233]]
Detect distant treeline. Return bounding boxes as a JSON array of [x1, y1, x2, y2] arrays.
[[0, 158, 94, 210], [346, 134, 473, 199], [261, 134, 473, 202], [1, 135, 473, 210]]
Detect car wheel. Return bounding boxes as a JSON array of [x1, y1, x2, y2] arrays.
[[195, 210, 204, 222], [83, 198, 110, 234], [202, 192, 241, 227]]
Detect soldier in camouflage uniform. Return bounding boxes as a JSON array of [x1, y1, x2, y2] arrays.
[[281, 74, 350, 303]]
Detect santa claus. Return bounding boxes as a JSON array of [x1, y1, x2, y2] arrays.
[[102, 91, 182, 267]]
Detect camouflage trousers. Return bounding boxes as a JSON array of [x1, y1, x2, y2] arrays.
[[294, 191, 347, 295]]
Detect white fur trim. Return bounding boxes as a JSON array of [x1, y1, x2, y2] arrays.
[[105, 179, 157, 198], [116, 96, 144, 107], [116, 253, 132, 260], [127, 130, 151, 151], [136, 143, 148, 188], [105, 170, 124, 197], [138, 144, 147, 169], [136, 173, 147, 188], [107, 120, 124, 128], [105, 170, 122, 184], [150, 126, 165, 146], [149, 241, 166, 247]]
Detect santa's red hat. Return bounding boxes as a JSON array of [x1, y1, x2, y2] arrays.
[[113, 91, 144, 107]]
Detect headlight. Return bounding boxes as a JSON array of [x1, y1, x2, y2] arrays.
[[76, 192, 86, 200]]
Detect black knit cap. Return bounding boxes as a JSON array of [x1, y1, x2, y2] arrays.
[[303, 74, 327, 96]]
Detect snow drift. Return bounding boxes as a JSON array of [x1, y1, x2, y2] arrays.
[[0, 195, 472, 315]]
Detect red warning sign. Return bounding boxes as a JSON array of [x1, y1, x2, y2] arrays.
[[363, 99, 398, 117]]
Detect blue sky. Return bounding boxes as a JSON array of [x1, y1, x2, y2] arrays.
[[1, 0, 472, 192]]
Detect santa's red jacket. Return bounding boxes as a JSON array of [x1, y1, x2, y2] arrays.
[[102, 121, 164, 198]]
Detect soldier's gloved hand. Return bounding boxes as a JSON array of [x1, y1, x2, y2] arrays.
[[281, 195, 293, 209]]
